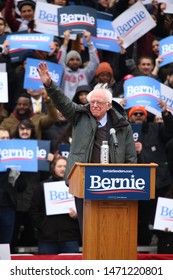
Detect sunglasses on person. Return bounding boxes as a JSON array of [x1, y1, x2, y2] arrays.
[[133, 112, 144, 116]]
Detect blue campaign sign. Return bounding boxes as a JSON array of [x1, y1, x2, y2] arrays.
[[58, 5, 97, 36], [90, 19, 120, 53], [159, 36, 173, 67], [9, 48, 31, 63], [85, 166, 151, 200], [57, 144, 70, 158], [0, 32, 30, 63], [37, 140, 50, 171], [6, 33, 54, 53], [131, 123, 142, 142], [124, 76, 162, 111], [24, 58, 63, 90], [0, 139, 38, 172]]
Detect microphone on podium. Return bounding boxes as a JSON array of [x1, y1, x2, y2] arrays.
[[110, 128, 118, 147]]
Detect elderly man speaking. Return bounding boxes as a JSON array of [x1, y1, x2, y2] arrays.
[[37, 61, 137, 238]]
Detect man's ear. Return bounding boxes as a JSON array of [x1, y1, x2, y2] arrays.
[[107, 103, 112, 110]]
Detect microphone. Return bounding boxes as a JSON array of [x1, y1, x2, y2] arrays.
[[110, 128, 118, 147]]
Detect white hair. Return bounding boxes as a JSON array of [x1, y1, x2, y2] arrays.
[[87, 83, 112, 103]]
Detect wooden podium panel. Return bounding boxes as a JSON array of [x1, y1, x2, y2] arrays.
[[68, 163, 157, 260], [83, 200, 138, 260]]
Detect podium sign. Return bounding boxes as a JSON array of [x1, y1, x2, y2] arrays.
[[68, 163, 157, 259], [85, 166, 150, 200]]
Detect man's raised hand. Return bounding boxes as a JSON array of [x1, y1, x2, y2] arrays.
[[37, 62, 52, 88]]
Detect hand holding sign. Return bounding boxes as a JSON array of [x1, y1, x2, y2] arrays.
[[83, 30, 91, 45]]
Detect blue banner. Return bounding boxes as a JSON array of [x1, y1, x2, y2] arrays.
[[159, 35, 173, 67], [58, 6, 97, 36], [24, 58, 63, 90], [0, 139, 37, 172], [38, 140, 50, 171], [90, 19, 120, 53], [85, 166, 150, 200], [57, 144, 70, 158], [131, 123, 142, 142], [0, 32, 30, 63], [6, 33, 54, 53], [124, 76, 162, 111]]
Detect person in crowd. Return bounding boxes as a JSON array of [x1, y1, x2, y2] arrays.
[[150, 38, 168, 83], [26, 88, 47, 114], [72, 85, 91, 105], [0, 2, 11, 33], [51, 0, 69, 5], [0, 128, 19, 246], [91, 62, 124, 98], [10, 119, 40, 252], [0, 39, 17, 114], [7, 50, 36, 109], [151, 38, 160, 63], [4, 0, 36, 32], [82, 0, 116, 14], [46, 36, 62, 63], [0, 0, 6, 17], [37, 61, 137, 238], [0, 16, 10, 35], [164, 68, 173, 89], [70, 34, 89, 67], [56, 29, 99, 100], [132, 55, 162, 79], [30, 155, 81, 254], [157, 182, 173, 254], [0, 104, 8, 124], [154, 115, 163, 124], [0, 91, 60, 139], [127, 103, 173, 245], [154, 3, 173, 39]]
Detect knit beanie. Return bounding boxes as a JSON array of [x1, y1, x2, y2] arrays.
[[128, 106, 147, 118], [96, 62, 113, 77], [65, 50, 82, 65]]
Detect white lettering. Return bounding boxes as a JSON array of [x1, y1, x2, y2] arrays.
[[29, 66, 59, 83], [59, 13, 95, 25], [10, 35, 50, 42], [126, 85, 160, 98], [0, 147, 34, 159], [161, 44, 173, 55], [97, 28, 117, 39], [89, 175, 145, 190]]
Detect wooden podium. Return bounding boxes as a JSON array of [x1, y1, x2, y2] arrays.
[[68, 163, 157, 260]]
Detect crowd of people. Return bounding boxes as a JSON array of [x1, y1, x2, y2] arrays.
[[1, 0, 173, 255]]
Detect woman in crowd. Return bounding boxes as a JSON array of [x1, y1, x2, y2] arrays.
[[30, 155, 81, 254]]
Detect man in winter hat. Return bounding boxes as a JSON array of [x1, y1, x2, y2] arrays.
[[56, 29, 99, 100]]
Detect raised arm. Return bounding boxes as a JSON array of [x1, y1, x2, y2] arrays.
[[37, 62, 78, 123], [37, 62, 52, 88]]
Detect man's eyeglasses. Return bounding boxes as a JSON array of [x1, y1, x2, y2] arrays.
[[90, 100, 108, 106], [133, 112, 144, 116]]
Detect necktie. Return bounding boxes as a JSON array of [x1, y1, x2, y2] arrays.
[[35, 100, 41, 113], [97, 121, 102, 128]]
